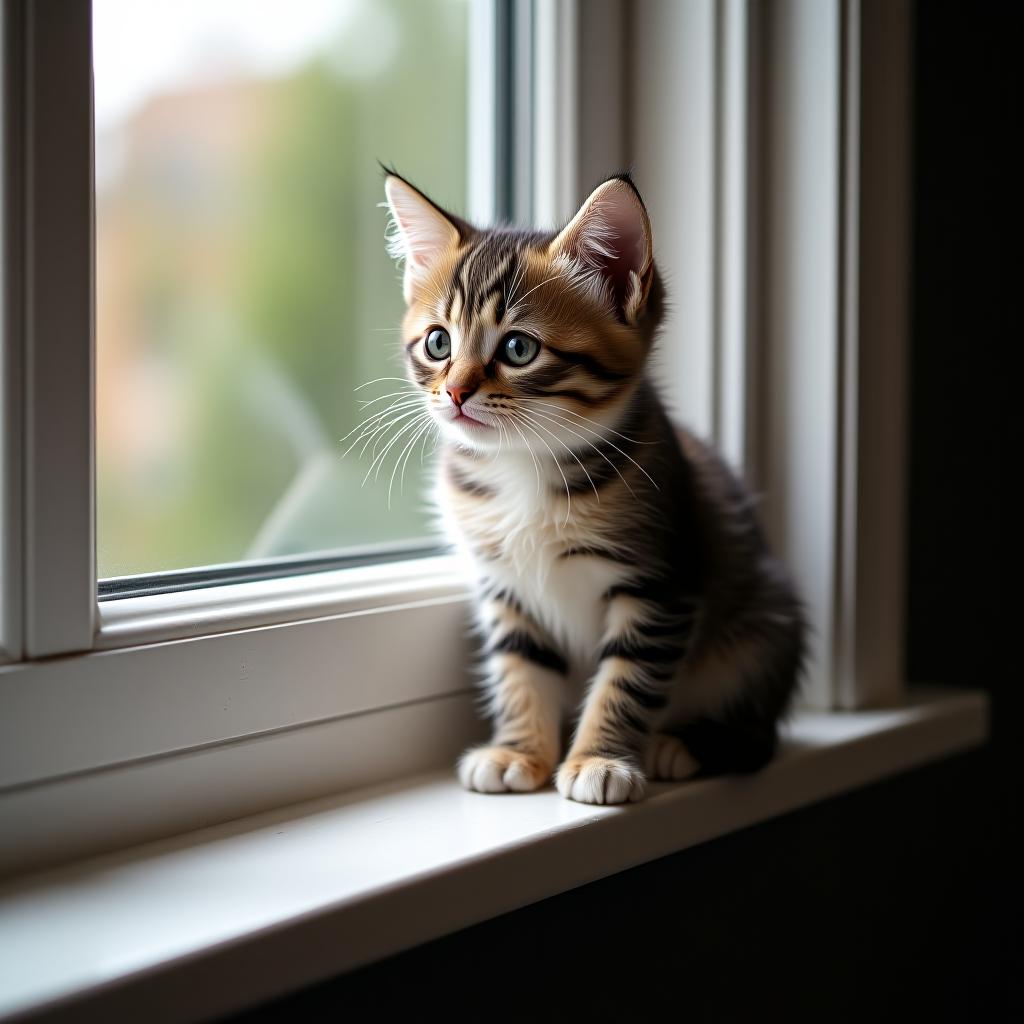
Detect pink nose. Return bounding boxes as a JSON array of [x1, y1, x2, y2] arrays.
[[446, 382, 477, 407]]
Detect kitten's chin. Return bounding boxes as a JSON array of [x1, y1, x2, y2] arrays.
[[437, 413, 504, 452]]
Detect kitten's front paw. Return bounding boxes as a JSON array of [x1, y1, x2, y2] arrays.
[[556, 755, 647, 805], [458, 746, 553, 794]]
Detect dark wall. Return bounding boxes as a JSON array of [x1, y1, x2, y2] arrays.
[[906, 0, 1018, 791], [226, 3, 1021, 1020]]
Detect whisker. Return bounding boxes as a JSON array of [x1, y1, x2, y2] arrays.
[[353, 376, 413, 391], [341, 405, 418, 457], [524, 404, 660, 491], [412, 420, 436, 476], [490, 414, 510, 463], [359, 416, 411, 461], [498, 416, 514, 461], [390, 417, 433, 509], [365, 417, 426, 486], [524, 398, 659, 445], [358, 388, 420, 409], [340, 398, 424, 453], [370, 405, 434, 459], [523, 406, 637, 500], [344, 393, 422, 434], [508, 413, 572, 526], [352, 417, 405, 462], [491, 416, 507, 461], [517, 410, 600, 502], [494, 411, 542, 497], [354, 415, 404, 460], [421, 420, 439, 464], [359, 406, 428, 462]]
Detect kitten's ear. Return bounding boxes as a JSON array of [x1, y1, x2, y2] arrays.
[[384, 173, 465, 304], [549, 175, 654, 323]]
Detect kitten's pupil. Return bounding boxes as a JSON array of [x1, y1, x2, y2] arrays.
[[425, 328, 451, 360], [503, 333, 538, 366]]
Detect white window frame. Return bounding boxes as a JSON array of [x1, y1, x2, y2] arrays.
[[0, 0, 910, 876]]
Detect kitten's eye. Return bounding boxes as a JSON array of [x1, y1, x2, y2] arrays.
[[424, 327, 451, 361], [500, 333, 539, 367]]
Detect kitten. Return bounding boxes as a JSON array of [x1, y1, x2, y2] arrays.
[[381, 170, 805, 805]]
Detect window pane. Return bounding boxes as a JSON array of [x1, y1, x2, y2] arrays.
[[95, 0, 469, 578]]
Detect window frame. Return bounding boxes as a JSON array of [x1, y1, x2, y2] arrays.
[[0, 0, 22, 664], [0, 0, 911, 876], [10, 0, 96, 661]]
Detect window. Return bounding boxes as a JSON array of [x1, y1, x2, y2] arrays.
[[95, 0, 469, 578], [0, 0, 910, 876]]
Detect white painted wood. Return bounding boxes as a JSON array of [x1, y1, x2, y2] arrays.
[[0, 2, 24, 664], [757, 0, 843, 709], [715, 0, 758, 479], [533, 0, 579, 229], [631, 0, 717, 437], [576, 0, 627, 195], [510, 0, 535, 222], [0, 594, 473, 791], [468, 0, 500, 225], [0, 691, 485, 877], [0, 690, 988, 1024], [22, 0, 96, 657], [533, 0, 627, 222], [754, 0, 910, 709], [95, 555, 465, 649]]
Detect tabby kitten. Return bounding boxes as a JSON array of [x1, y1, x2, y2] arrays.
[[381, 170, 805, 805]]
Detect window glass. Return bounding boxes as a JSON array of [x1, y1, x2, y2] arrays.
[[95, 0, 468, 577]]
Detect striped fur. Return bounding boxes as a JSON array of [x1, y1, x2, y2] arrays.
[[382, 171, 806, 804]]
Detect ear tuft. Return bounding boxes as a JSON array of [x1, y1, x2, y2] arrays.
[[549, 176, 654, 323], [383, 173, 464, 303]]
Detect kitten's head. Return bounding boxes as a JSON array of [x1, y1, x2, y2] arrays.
[[383, 171, 663, 453]]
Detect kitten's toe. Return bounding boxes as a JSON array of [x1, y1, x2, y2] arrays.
[[556, 755, 647, 805], [648, 733, 700, 781], [457, 746, 552, 794]]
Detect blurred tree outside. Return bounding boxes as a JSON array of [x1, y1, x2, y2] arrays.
[[96, 0, 468, 578]]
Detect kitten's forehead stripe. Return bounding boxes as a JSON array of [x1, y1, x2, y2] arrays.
[[473, 255, 516, 323], [445, 241, 480, 321], [463, 237, 514, 321], [453, 231, 551, 328]]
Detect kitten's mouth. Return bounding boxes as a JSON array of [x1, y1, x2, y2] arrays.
[[451, 408, 492, 430]]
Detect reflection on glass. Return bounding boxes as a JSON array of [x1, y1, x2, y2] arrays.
[[95, 0, 468, 577]]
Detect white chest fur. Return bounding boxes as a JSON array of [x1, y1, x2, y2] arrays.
[[436, 451, 625, 665]]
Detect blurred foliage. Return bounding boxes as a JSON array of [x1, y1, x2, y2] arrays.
[[97, 0, 467, 577]]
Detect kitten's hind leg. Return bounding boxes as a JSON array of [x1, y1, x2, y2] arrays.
[[672, 714, 778, 775], [647, 732, 700, 781], [661, 601, 804, 776]]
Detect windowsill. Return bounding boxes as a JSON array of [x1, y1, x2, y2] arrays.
[[0, 688, 987, 1024]]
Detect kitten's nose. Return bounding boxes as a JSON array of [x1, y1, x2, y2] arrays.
[[446, 382, 478, 407]]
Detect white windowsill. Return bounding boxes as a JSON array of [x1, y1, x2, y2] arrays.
[[0, 688, 988, 1024]]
